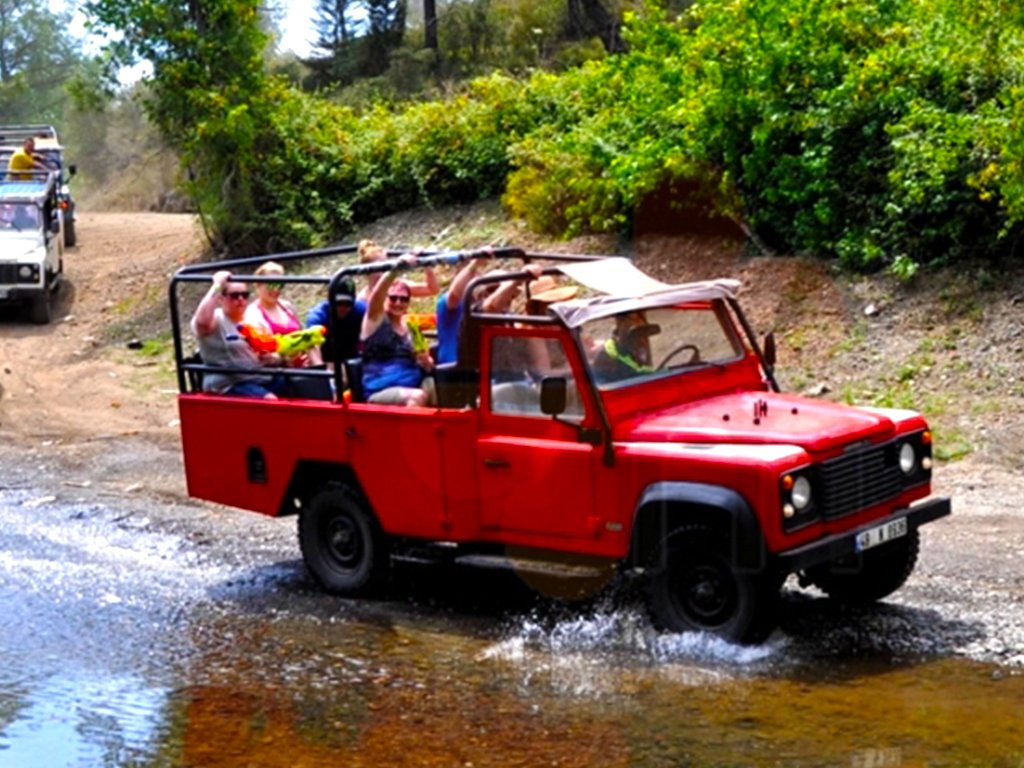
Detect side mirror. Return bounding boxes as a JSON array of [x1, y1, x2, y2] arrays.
[[763, 332, 777, 368], [540, 376, 567, 416]]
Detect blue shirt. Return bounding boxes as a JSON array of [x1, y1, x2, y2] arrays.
[[306, 298, 366, 362], [435, 290, 462, 365]]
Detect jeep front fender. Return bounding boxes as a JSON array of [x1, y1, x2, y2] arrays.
[[631, 482, 767, 574]]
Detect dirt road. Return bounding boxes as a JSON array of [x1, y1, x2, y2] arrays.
[[0, 211, 205, 499]]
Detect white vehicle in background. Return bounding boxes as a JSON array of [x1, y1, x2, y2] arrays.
[[0, 170, 64, 324], [0, 124, 77, 247]]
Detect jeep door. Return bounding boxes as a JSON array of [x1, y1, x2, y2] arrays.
[[476, 326, 600, 542]]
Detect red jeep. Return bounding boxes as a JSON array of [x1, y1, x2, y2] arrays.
[[171, 246, 950, 643]]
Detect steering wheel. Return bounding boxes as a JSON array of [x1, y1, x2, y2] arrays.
[[656, 344, 700, 371]]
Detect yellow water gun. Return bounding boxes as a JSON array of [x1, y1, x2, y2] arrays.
[[406, 313, 436, 354], [276, 325, 327, 356]]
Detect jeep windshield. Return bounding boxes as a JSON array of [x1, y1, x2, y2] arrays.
[[0, 203, 42, 234], [545, 270, 749, 391], [577, 301, 745, 390]]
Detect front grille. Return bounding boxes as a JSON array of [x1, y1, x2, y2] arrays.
[[818, 441, 902, 519], [0, 263, 38, 284]]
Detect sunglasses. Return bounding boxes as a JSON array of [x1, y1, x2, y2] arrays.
[[264, 281, 283, 290], [223, 290, 250, 300], [387, 294, 410, 304]]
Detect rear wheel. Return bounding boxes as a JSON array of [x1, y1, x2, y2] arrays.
[[299, 488, 389, 594], [64, 215, 76, 247], [805, 528, 919, 604], [644, 525, 779, 644]]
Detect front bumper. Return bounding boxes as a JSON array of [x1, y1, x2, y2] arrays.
[[774, 496, 951, 573], [0, 285, 45, 303]]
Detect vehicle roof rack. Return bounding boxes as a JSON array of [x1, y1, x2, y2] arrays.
[[0, 125, 59, 146]]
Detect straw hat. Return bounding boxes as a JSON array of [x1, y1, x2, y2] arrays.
[[527, 276, 579, 304]]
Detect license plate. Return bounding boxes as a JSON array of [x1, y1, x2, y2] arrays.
[[0, 288, 8, 299], [855, 516, 908, 552]]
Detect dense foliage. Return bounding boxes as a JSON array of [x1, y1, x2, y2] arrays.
[[501, 0, 1024, 271], [83, 0, 1024, 271]]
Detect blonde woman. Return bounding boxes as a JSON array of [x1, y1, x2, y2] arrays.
[[243, 261, 320, 366]]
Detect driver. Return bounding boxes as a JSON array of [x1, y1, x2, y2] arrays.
[[592, 311, 658, 383]]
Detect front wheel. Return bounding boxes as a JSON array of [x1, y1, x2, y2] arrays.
[[29, 292, 51, 325], [299, 488, 389, 595], [804, 528, 920, 604], [644, 525, 779, 644]]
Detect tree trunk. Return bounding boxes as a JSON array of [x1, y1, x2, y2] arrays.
[[423, 0, 438, 50]]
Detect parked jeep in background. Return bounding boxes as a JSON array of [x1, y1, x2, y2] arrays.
[[0, 124, 77, 247], [0, 170, 64, 323], [169, 246, 951, 643]]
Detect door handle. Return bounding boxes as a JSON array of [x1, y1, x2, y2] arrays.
[[483, 458, 510, 469]]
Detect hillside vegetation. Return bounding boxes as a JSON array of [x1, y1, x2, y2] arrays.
[[85, 0, 1024, 278]]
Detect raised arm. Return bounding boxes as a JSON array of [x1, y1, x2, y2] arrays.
[[191, 270, 230, 338], [445, 257, 487, 310]]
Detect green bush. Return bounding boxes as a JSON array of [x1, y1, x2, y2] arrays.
[[110, 0, 1024, 268]]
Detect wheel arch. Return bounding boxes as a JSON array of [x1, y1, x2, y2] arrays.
[[278, 460, 370, 519], [630, 481, 767, 574]]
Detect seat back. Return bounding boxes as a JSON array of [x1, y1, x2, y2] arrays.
[[433, 362, 479, 409], [344, 358, 365, 403], [182, 352, 204, 392]]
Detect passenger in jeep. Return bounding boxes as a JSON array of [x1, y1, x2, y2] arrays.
[[244, 261, 319, 367], [6, 138, 50, 180], [191, 270, 284, 399], [360, 258, 434, 406], [305, 277, 365, 365]]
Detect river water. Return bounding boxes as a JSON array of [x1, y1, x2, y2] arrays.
[[1, 487, 1022, 768]]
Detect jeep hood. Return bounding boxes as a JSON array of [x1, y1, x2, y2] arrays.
[[0, 233, 44, 258], [617, 392, 900, 453]]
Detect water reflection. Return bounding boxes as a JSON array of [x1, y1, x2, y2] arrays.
[[3, 487, 1024, 767], [0, 673, 171, 768]]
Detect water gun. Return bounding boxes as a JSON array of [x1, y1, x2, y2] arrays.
[[238, 324, 327, 356], [406, 313, 436, 354]]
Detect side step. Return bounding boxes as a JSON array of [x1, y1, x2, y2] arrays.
[[454, 554, 610, 580], [391, 543, 616, 581]]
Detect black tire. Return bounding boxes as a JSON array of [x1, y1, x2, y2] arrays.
[[298, 488, 389, 595], [29, 292, 51, 325], [805, 528, 919, 604], [64, 216, 76, 248], [644, 525, 779, 644]]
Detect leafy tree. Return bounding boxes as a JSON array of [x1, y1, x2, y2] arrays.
[[305, 0, 358, 88], [0, 0, 82, 123]]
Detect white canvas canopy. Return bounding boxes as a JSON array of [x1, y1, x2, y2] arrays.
[[548, 257, 740, 328]]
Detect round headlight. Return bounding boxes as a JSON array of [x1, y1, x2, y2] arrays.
[[18, 265, 32, 279], [791, 475, 812, 510], [899, 442, 917, 474]]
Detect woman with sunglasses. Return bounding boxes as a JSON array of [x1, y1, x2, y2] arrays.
[[190, 270, 284, 399], [359, 255, 434, 406], [243, 261, 320, 366]]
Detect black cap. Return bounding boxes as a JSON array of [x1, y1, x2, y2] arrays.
[[333, 277, 356, 304]]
